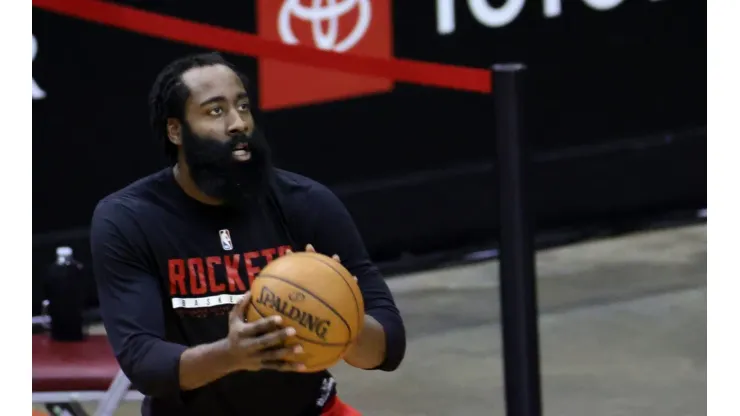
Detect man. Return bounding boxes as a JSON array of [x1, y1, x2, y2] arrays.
[[90, 52, 406, 416]]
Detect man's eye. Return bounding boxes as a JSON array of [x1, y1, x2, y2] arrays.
[[238, 103, 251, 112], [209, 107, 223, 116]]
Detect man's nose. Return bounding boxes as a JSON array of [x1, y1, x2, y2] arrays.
[[227, 113, 248, 135]]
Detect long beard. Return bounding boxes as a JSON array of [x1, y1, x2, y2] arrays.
[[180, 124, 273, 205]]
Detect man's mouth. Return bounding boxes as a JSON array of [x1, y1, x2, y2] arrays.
[[232, 143, 251, 161]]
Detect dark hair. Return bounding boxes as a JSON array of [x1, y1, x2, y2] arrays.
[[148, 52, 250, 163]]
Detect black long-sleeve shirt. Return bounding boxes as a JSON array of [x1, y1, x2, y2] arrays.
[[90, 168, 405, 416]]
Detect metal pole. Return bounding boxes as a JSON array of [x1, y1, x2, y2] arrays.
[[492, 63, 543, 416]]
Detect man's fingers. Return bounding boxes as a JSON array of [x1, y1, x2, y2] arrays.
[[242, 325, 296, 350], [257, 344, 304, 361], [229, 291, 251, 323], [303, 244, 340, 262], [240, 316, 285, 338]]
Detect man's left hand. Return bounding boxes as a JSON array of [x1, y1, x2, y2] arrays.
[[286, 244, 358, 282], [285, 244, 385, 368]]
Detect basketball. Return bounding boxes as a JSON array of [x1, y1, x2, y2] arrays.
[[246, 251, 364, 372]]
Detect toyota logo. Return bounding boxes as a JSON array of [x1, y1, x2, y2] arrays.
[[278, 0, 372, 53]]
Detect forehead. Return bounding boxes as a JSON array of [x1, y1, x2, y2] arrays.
[[181, 64, 247, 104]]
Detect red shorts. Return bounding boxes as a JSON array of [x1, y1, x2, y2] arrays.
[[321, 396, 361, 416]]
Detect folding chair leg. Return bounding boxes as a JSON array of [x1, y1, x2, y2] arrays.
[[94, 370, 133, 416]]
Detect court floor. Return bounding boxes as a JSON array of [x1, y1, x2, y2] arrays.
[[35, 224, 707, 416]]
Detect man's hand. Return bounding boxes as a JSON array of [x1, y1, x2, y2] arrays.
[[287, 244, 386, 368], [287, 244, 357, 282], [226, 292, 306, 372]]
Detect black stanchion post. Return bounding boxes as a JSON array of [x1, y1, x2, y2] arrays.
[[492, 63, 543, 416]]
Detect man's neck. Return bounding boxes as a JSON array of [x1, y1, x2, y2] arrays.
[[172, 163, 224, 206]]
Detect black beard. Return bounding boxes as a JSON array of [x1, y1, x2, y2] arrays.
[[180, 124, 273, 206]]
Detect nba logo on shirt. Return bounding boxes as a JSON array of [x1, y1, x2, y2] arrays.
[[219, 229, 234, 251]]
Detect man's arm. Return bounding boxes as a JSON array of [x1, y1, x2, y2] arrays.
[[91, 200, 240, 397], [344, 314, 391, 370], [302, 185, 406, 371]]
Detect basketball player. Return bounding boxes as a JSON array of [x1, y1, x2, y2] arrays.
[[90, 52, 406, 416]]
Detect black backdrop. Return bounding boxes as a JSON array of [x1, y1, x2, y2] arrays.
[[32, 0, 706, 314]]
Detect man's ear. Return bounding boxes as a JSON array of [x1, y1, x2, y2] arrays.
[[166, 118, 182, 145]]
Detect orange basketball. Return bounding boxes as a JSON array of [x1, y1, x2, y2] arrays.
[[246, 252, 364, 372]]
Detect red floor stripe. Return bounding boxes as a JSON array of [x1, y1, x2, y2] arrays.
[[32, 0, 492, 93]]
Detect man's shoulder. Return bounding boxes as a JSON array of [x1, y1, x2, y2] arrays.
[[93, 168, 171, 221], [271, 169, 347, 226], [273, 168, 334, 200]]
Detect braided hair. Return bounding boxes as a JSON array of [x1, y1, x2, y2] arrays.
[[148, 52, 251, 164]]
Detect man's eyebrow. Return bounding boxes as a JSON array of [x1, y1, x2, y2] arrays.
[[198, 92, 249, 107], [199, 96, 226, 107]]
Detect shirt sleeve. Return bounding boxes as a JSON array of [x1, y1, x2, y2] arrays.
[[301, 184, 407, 372], [90, 199, 188, 397]]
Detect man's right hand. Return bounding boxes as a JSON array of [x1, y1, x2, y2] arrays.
[[226, 291, 306, 372]]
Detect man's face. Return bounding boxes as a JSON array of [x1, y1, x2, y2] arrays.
[[170, 64, 273, 204]]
